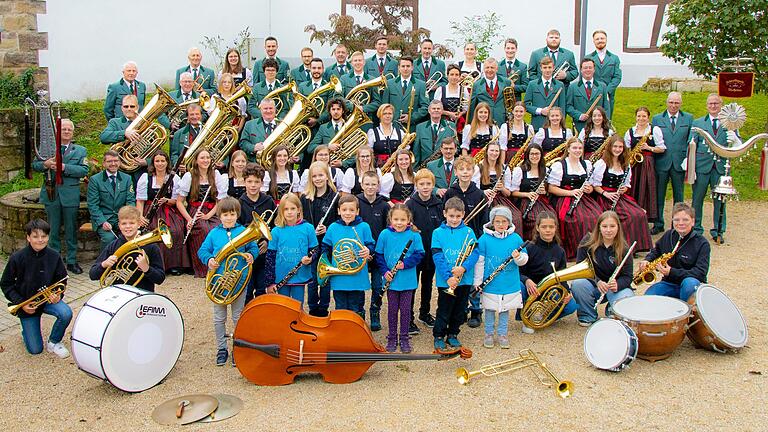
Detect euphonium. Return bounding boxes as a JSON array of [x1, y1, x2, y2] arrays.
[[167, 91, 213, 126], [259, 90, 319, 168], [264, 79, 296, 115], [8, 276, 68, 316], [308, 75, 343, 114], [183, 95, 241, 169], [317, 238, 367, 287], [346, 74, 389, 106], [206, 212, 272, 305], [328, 105, 373, 164], [520, 257, 595, 329], [100, 220, 174, 288], [111, 84, 174, 172]]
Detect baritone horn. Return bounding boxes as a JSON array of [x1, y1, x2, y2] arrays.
[[346, 74, 389, 106], [328, 105, 373, 163], [264, 80, 296, 115], [100, 220, 174, 288], [520, 258, 595, 329], [317, 238, 367, 286], [308, 75, 343, 114], [259, 90, 319, 168]]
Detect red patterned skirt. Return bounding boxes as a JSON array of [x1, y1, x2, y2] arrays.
[[629, 153, 657, 221], [142, 204, 191, 270], [595, 189, 652, 252], [516, 195, 555, 241], [186, 202, 220, 278], [552, 192, 603, 260]]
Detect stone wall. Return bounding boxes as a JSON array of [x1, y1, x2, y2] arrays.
[[0, 0, 49, 90], [0, 108, 25, 182]]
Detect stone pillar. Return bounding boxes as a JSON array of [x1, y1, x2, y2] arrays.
[[0, 108, 25, 182], [0, 0, 49, 91]]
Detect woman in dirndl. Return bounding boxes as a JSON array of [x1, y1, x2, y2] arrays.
[[578, 106, 613, 161], [472, 141, 522, 237], [264, 145, 300, 204], [509, 143, 556, 241], [380, 149, 415, 204], [623, 106, 665, 222], [341, 146, 381, 195], [504, 102, 535, 162], [367, 103, 407, 168], [547, 137, 603, 260], [532, 107, 572, 158], [461, 102, 503, 157]]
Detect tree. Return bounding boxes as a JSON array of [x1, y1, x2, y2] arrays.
[[447, 12, 505, 62], [200, 27, 252, 70], [305, 1, 452, 58], [661, 0, 768, 94]]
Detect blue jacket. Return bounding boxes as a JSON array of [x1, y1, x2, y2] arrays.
[[266, 221, 318, 285], [431, 222, 479, 288], [197, 223, 261, 270], [321, 217, 375, 291], [476, 224, 527, 295], [374, 228, 425, 291]]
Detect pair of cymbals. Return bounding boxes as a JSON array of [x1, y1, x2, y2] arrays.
[[152, 394, 242, 425]]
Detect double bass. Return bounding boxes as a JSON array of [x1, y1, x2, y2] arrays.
[[233, 294, 471, 385]]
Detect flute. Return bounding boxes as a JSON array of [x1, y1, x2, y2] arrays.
[[317, 192, 340, 227], [594, 241, 636, 310], [182, 185, 212, 244]]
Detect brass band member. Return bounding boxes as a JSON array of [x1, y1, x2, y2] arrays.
[[497, 38, 529, 101], [341, 147, 380, 195], [87, 150, 136, 251], [462, 102, 503, 157], [368, 103, 407, 167], [174, 47, 216, 94], [290, 47, 314, 84], [624, 106, 665, 222], [215, 73, 247, 131], [458, 42, 482, 75], [433, 64, 465, 125], [509, 143, 556, 240], [251, 36, 290, 85], [505, 101, 535, 160], [219, 48, 253, 87], [472, 141, 522, 237], [414, 100, 456, 168], [263, 145, 301, 203], [532, 106, 572, 156], [585, 30, 622, 118], [299, 145, 345, 191], [104, 61, 146, 121], [577, 106, 613, 158], [381, 148, 416, 204]]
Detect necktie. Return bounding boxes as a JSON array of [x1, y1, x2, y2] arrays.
[[670, 115, 676, 131], [445, 162, 452, 183], [357, 76, 363, 84], [402, 81, 408, 95], [110, 175, 116, 191], [712, 118, 719, 136], [61, 145, 67, 155], [489, 81, 494, 92], [379, 58, 385, 68], [338, 65, 345, 74], [314, 83, 319, 91], [334, 123, 340, 133], [268, 84, 273, 92], [193, 68, 198, 80], [550, 51, 557, 61], [432, 124, 438, 142], [544, 81, 550, 97], [184, 93, 190, 101], [585, 81, 592, 99], [265, 122, 273, 134], [507, 64, 512, 76], [305, 69, 310, 79], [129, 82, 135, 95]]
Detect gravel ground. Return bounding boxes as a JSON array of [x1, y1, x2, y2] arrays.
[[0, 200, 765, 432]]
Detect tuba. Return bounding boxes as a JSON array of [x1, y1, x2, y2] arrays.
[[317, 238, 367, 287], [259, 90, 319, 168], [520, 257, 595, 329], [264, 79, 296, 116], [307, 75, 343, 114], [100, 220, 174, 288], [346, 74, 389, 106], [182, 94, 242, 170], [206, 212, 272, 305], [327, 105, 373, 164], [8, 276, 68, 316], [167, 91, 213, 126], [111, 84, 175, 172]]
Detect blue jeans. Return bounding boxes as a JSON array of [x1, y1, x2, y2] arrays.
[[19, 301, 73, 355], [333, 291, 365, 319], [278, 283, 306, 304], [516, 285, 578, 322], [571, 278, 634, 323], [369, 264, 384, 313], [645, 277, 700, 301], [484, 309, 510, 336]]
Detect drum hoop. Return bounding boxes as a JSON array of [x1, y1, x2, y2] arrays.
[[693, 285, 748, 349], [612, 295, 691, 323], [583, 319, 635, 370]]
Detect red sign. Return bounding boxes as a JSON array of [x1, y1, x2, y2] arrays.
[[718, 72, 754, 98]]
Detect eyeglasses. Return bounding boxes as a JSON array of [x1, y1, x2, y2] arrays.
[[122, 105, 137, 108]]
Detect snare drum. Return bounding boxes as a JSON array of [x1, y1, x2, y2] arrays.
[[687, 284, 748, 353], [71, 285, 184, 392], [583, 319, 638, 372], [612, 295, 690, 362]]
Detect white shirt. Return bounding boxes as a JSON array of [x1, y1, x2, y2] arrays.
[[471, 165, 511, 190], [547, 159, 592, 186], [261, 169, 301, 194], [590, 159, 631, 187], [176, 171, 228, 200], [532, 127, 573, 146], [597, 49, 607, 62], [623, 126, 666, 150], [485, 78, 498, 89], [461, 125, 504, 150], [136, 172, 183, 201], [578, 128, 614, 142]]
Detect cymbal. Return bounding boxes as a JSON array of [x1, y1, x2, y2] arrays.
[[197, 394, 243, 423], [152, 394, 218, 425]]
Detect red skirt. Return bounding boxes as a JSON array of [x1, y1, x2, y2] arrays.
[[629, 154, 657, 221], [516, 195, 555, 241], [595, 191, 652, 252], [143, 204, 191, 271], [491, 195, 523, 237], [552, 193, 603, 260], [186, 202, 220, 278]]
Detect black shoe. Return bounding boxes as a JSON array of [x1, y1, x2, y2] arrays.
[[651, 227, 664, 235], [467, 311, 482, 328], [67, 263, 83, 275], [216, 348, 228, 366], [169, 268, 183, 276], [408, 321, 420, 335], [369, 310, 381, 332], [418, 313, 436, 328]]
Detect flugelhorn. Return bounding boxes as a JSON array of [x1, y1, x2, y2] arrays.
[[100, 220, 173, 288], [520, 258, 595, 329], [446, 232, 476, 296], [8, 276, 68, 316]]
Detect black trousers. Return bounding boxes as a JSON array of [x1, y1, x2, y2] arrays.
[[433, 285, 470, 338], [411, 261, 435, 319]]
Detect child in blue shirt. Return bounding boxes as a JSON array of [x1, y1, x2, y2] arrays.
[[473, 206, 529, 349], [431, 197, 480, 350], [321, 194, 375, 318], [265, 193, 318, 303], [375, 204, 425, 353], [198, 197, 260, 367]]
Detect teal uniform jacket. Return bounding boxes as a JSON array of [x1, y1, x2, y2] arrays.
[[246, 81, 293, 120], [290, 65, 312, 84], [87, 170, 136, 228], [170, 124, 200, 166], [426, 158, 457, 190], [340, 72, 382, 128], [99, 116, 132, 144], [468, 76, 513, 126], [364, 54, 398, 78], [381, 76, 429, 130], [688, 114, 729, 175], [239, 118, 272, 162], [298, 79, 344, 125], [251, 57, 291, 85], [653, 111, 693, 173], [323, 62, 352, 81], [413, 119, 456, 167], [565, 78, 607, 132], [104, 78, 147, 121], [527, 47, 578, 86], [307, 121, 339, 156], [497, 58, 529, 99], [31, 144, 88, 207], [584, 50, 622, 117], [524, 78, 566, 130], [413, 56, 447, 99], [174, 65, 216, 94]]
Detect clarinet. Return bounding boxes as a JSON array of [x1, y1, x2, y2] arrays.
[[381, 239, 413, 293], [522, 165, 555, 220], [472, 241, 530, 296], [274, 246, 320, 292], [566, 163, 597, 217], [145, 145, 189, 223], [609, 167, 632, 212], [182, 186, 212, 244]]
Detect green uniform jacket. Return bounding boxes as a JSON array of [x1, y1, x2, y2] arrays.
[[290, 65, 311, 84], [527, 47, 578, 86], [497, 58, 529, 99], [364, 54, 398, 78], [87, 170, 136, 227], [246, 81, 293, 120], [426, 158, 457, 190], [31, 144, 88, 207], [652, 111, 693, 172], [566, 79, 607, 132], [174, 65, 216, 94], [524, 78, 566, 131], [252, 57, 291, 85], [170, 124, 200, 166], [307, 121, 339, 156], [239, 118, 273, 162], [468, 76, 513, 126], [323, 62, 352, 81], [688, 115, 728, 175], [104, 78, 147, 121], [298, 79, 344, 125], [413, 119, 456, 167], [381, 76, 429, 131], [340, 72, 382, 127], [413, 56, 447, 99], [157, 89, 200, 129], [584, 51, 622, 95], [99, 116, 132, 144]]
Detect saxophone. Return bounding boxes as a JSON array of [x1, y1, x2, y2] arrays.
[[628, 130, 652, 165], [379, 133, 417, 174], [507, 135, 533, 169], [632, 239, 681, 287]]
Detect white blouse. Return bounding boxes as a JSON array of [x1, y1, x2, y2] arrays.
[[176, 170, 228, 200], [532, 127, 573, 146], [299, 166, 345, 192], [471, 165, 512, 190], [461, 124, 505, 150], [590, 159, 632, 187], [136, 172, 182, 201], [341, 167, 382, 193], [577, 128, 615, 142], [367, 125, 407, 149], [261, 169, 301, 193], [623, 125, 666, 150], [379, 171, 414, 198], [547, 159, 593, 187]]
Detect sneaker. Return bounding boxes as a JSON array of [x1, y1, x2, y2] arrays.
[[446, 334, 461, 348], [521, 325, 535, 334], [483, 334, 495, 348], [467, 311, 482, 328], [386, 336, 397, 353], [46, 342, 70, 359], [408, 321, 420, 335], [578, 320, 593, 327], [231, 355, 237, 367], [216, 348, 228, 366], [418, 313, 436, 328], [399, 335, 412, 353], [434, 337, 447, 351], [498, 335, 510, 349], [369, 310, 382, 332]]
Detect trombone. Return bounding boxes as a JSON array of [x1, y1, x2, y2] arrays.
[[456, 349, 574, 398], [425, 71, 444, 93]]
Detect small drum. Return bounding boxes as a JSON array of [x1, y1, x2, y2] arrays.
[[612, 295, 690, 362], [71, 285, 184, 392], [687, 284, 748, 353], [583, 319, 638, 372]]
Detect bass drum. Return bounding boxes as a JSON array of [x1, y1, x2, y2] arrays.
[[687, 284, 748, 353], [612, 295, 690, 362], [71, 285, 184, 392], [583, 319, 638, 372]]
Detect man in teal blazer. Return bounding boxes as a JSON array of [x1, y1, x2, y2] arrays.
[[246, 59, 292, 120], [566, 58, 607, 132], [413, 39, 447, 99], [468, 58, 512, 126], [239, 99, 278, 163], [299, 58, 344, 127], [497, 38, 529, 102], [323, 44, 352, 81], [307, 98, 347, 166], [651, 92, 693, 233], [174, 47, 216, 95], [426, 138, 459, 197], [158, 72, 201, 131], [104, 61, 146, 120], [290, 47, 314, 84], [381, 58, 429, 132], [527, 30, 578, 87], [87, 151, 136, 251], [251, 37, 291, 85], [99, 95, 157, 184], [414, 100, 456, 167], [524, 57, 566, 130], [340, 51, 382, 131], [585, 30, 622, 118], [364, 36, 398, 78], [31, 119, 89, 273], [170, 104, 204, 169]]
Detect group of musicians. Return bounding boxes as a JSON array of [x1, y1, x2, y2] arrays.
[[2, 28, 723, 360]]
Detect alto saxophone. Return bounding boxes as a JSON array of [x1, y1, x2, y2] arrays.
[[632, 239, 681, 287]]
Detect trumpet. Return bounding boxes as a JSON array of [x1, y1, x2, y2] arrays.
[[8, 276, 68, 316], [446, 232, 476, 296], [553, 61, 570, 81], [425, 71, 444, 93], [456, 349, 574, 398], [261, 208, 276, 225]]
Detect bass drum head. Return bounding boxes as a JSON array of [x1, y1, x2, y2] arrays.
[[613, 295, 690, 322], [583, 319, 636, 371], [101, 288, 184, 392], [695, 284, 748, 349]]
